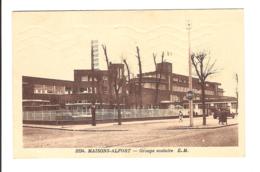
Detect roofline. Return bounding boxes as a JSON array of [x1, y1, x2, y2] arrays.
[[181, 97, 237, 103], [22, 76, 74, 82]]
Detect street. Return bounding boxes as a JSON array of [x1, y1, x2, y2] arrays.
[[23, 117, 238, 148]]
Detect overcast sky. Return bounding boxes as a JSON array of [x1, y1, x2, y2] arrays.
[[13, 10, 243, 97]]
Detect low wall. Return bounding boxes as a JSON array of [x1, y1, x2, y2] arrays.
[[23, 114, 204, 125]]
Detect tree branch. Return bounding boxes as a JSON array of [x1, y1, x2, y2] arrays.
[[191, 53, 203, 80], [123, 59, 131, 83], [102, 44, 110, 69]]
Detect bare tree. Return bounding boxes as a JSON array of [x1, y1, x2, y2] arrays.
[[153, 53, 158, 107], [101, 44, 113, 108], [123, 59, 131, 108], [191, 51, 217, 125], [123, 59, 130, 83], [153, 52, 165, 107], [102, 44, 110, 68], [136, 46, 143, 108], [111, 66, 125, 125], [133, 76, 138, 108], [96, 72, 103, 108]]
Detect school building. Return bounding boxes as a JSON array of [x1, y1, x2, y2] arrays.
[[22, 61, 237, 114]]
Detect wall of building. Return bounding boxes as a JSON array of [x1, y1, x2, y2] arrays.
[[22, 62, 231, 110]]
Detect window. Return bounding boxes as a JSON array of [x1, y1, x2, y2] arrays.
[[55, 85, 65, 94], [205, 90, 214, 95], [157, 74, 166, 79], [170, 95, 179, 102], [173, 77, 178, 82], [80, 88, 87, 93], [65, 87, 72, 94], [159, 84, 166, 90], [34, 84, 68, 94], [81, 76, 88, 81], [146, 74, 155, 78], [143, 83, 156, 89], [214, 103, 228, 108], [34, 84, 44, 94], [231, 102, 237, 109], [198, 104, 209, 109], [193, 88, 201, 94], [103, 86, 108, 94]]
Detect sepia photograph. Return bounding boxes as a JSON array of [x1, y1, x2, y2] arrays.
[[12, 9, 244, 157]]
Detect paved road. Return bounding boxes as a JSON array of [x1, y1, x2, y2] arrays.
[[23, 118, 238, 148]]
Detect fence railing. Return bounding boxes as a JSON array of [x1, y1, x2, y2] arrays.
[[23, 109, 190, 121]]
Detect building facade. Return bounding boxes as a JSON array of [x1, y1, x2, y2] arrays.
[[22, 62, 237, 113], [129, 62, 226, 108], [23, 63, 126, 111]]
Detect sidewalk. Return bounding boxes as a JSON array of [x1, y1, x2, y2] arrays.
[[23, 116, 238, 131], [23, 119, 173, 131], [166, 117, 238, 130]]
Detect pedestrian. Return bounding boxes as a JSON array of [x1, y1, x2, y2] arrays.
[[218, 108, 222, 125], [223, 109, 228, 125], [179, 110, 183, 122]]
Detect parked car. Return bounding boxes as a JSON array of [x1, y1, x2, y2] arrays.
[[213, 108, 235, 119]]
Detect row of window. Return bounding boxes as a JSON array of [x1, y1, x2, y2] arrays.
[[79, 87, 97, 94], [79, 87, 113, 94], [142, 83, 167, 90], [173, 77, 212, 88], [172, 86, 197, 93], [205, 90, 215, 95], [173, 77, 187, 83], [170, 95, 179, 102], [81, 74, 126, 82], [172, 86, 214, 95], [142, 74, 167, 79], [34, 84, 72, 94], [81, 75, 108, 82], [184, 103, 235, 109]]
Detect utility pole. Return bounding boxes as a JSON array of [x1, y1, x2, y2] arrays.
[[186, 20, 194, 127]]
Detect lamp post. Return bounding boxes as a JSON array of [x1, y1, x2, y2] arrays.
[[186, 20, 194, 127]]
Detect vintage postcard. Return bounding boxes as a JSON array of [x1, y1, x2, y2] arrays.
[[13, 9, 244, 158]]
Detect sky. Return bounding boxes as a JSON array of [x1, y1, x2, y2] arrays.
[[13, 9, 243, 97]]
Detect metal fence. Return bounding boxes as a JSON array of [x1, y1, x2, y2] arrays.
[[23, 109, 190, 121]]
